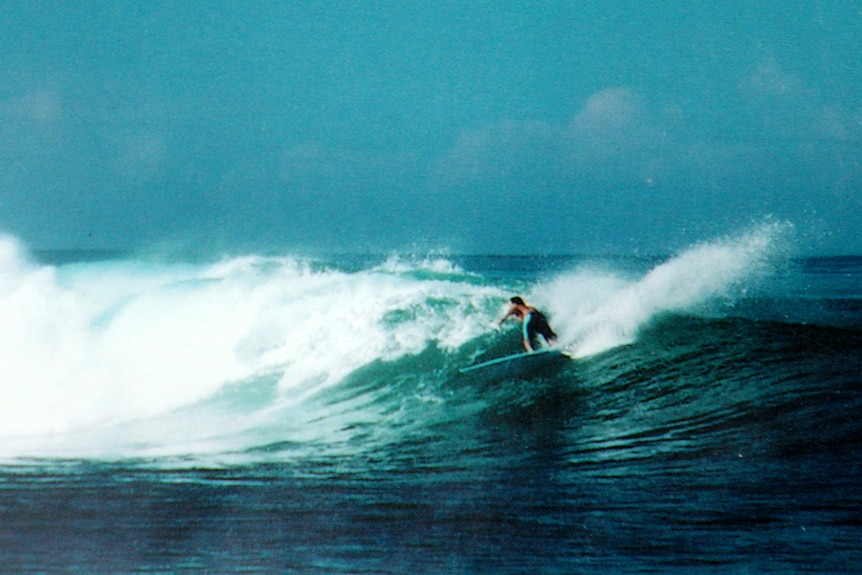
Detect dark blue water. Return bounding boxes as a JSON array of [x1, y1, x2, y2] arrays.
[[1, 232, 860, 573]]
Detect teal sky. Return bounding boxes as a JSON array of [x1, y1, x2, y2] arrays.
[[1, 2, 860, 254]]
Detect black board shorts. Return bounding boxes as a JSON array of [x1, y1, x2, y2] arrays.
[[526, 311, 557, 348]]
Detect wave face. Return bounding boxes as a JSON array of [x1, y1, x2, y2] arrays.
[[0, 222, 859, 465], [1, 226, 861, 573]]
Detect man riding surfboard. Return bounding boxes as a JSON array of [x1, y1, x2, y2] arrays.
[[499, 296, 558, 352]]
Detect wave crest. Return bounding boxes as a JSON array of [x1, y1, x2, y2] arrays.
[[542, 222, 790, 357]]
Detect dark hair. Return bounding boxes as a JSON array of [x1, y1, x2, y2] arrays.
[[509, 296, 525, 306]]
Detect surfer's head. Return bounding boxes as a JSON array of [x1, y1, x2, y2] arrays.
[[509, 296, 526, 306]]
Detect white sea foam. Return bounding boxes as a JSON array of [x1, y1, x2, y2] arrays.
[[0, 239, 501, 452], [540, 222, 789, 357]]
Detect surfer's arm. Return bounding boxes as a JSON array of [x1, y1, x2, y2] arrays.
[[498, 309, 517, 326]]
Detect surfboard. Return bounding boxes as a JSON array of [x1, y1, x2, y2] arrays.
[[458, 348, 569, 380]]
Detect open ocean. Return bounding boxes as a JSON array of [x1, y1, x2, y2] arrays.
[[0, 224, 860, 573]]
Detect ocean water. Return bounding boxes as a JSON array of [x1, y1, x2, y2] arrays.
[[0, 224, 860, 573]]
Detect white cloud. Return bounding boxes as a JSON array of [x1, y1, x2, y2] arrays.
[[739, 55, 805, 100], [432, 87, 662, 187], [568, 87, 643, 136], [0, 89, 62, 126], [738, 55, 861, 143], [432, 119, 558, 185]]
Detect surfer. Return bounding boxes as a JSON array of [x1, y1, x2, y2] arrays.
[[499, 296, 557, 352]]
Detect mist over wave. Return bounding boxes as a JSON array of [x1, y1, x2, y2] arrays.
[[541, 222, 789, 356], [0, 223, 793, 459]]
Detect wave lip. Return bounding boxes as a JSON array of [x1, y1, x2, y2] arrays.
[[543, 222, 790, 357]]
